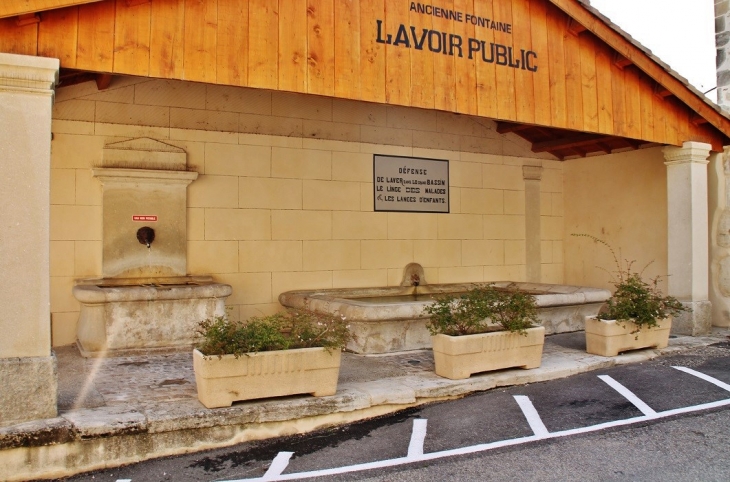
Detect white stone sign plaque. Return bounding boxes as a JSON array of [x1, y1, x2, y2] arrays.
[[373, 155, 449, 213]]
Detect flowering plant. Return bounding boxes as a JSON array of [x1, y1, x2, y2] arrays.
[[195, 310, 350, 358], [423, 285, 538, 336], [572, 234, 685, 330]]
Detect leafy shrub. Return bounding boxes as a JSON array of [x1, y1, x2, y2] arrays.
[[423, 285, 539, 336], [196, 310, 350, 358], [572, 234, 685, 329]]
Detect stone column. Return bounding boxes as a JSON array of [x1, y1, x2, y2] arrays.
[[663, 142, 713, 336], [523, 165, 543, 283], [0, 53, 59, 427], [710, 148, 730, 327]]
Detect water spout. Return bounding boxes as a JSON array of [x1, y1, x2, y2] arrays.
[[136, 226, 155, 249]]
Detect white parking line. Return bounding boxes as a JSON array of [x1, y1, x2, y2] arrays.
[[673, 366, 730, 392], [406, 419, 428, 459], [598, 374, 657, 416], [514, 395, 549, 437], [218, 367, 730, 482], [262, 452, 294, 481]]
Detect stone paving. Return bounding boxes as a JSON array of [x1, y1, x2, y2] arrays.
[[56, 347, 442, 413], [3, 329, 727, 482]]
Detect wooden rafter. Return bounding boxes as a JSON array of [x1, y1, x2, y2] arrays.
[[596, 142, 613, 154], [570, 146, 588, 157], [15, 13, 40, 26], [691, 114, 709, 127], [612, 52, 632, 70], [653, 83, 673, 99], [531, 134, 613, 153], [95, 73, 113, 90], [495, 121, 532, 134], [621, 138, 643, 149], [567, 18, 587, 36]]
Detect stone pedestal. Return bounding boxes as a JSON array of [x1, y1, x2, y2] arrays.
[[0, 53, 59, 427], [663, 142, 712, 335]]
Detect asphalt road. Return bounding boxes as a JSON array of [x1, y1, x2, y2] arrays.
[[49, 342, 730, 482]]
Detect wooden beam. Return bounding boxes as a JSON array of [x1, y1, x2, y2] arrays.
[[596, 142, 613, 154], [496, 121, 532, 134], [95, 73, 112, 90], [612, 52, 632, 70], [691, 114, 708, 127], [0, 1, 103, 19], [531, 133, 611, 153], [58, 69, 96, 88], [653, 83, 673, 99], [621, 138, 643, 149], [567, 18, 587, 36], [15, 14, 40, 26], [570, 146, 588, 157]]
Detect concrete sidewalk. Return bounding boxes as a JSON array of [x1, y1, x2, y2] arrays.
[[2, 330, 728, 481]]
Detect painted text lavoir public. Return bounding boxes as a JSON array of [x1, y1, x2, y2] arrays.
[[375, 20, 538, 71]]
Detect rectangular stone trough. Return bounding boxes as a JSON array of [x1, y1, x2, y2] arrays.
[[279, 282, 610, 354], [73, 276, 232, 357]]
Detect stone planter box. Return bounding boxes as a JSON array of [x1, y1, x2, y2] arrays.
[[431, 326, 545, 380], [193, 347, 341, 408], [585, 316, 672, 357]]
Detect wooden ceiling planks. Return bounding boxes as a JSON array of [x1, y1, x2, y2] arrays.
[[0, 0, 727, 152]]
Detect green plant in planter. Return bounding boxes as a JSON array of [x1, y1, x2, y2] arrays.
[[423, 285, 539, 336], [195, 310, 350, 358], [572, 234, 685, 330]]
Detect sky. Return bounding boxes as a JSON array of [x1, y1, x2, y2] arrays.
[[588, 0, 717, 102]]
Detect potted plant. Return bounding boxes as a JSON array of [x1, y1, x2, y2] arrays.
[[574, 234, 685, 357], [423, 285, 545, 380], [193, 310, 350, 408]]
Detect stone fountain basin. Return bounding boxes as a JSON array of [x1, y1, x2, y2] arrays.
[[73, 276, 232, 357], [279, 282, 610, 354]]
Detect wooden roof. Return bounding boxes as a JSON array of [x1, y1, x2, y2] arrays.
[[1, 0, 728, 157]]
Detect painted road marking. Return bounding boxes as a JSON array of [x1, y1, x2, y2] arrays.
[[406, 419, 428, 459], [673, 366, 730, 392], [214, 366, 730, 482], [262, 452, 294, 481], [598, 374, 657, 416], [514, 395, 549, 437], [218, 399, 730, 482]]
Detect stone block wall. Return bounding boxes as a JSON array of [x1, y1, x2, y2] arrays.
[[563, 147, 669, 293], [49, 76, 564, 347]]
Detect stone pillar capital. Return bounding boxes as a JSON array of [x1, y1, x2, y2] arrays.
[[663, 141, 712, 166], [0, 53, 59, 96], [522, 165, 543, 181]]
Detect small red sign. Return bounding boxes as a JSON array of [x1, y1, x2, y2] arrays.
[[133, 215, 158, 222]]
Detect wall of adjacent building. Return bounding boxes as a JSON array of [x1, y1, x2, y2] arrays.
[[563, 148, 669, 293], [48, 76, 564, 347]]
